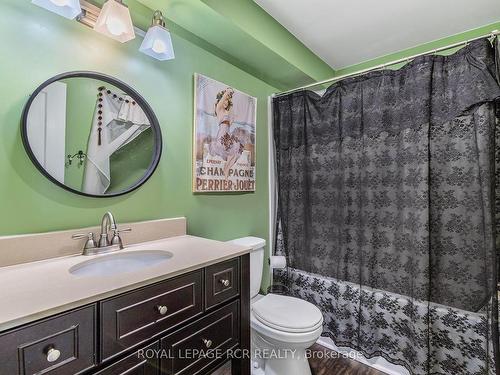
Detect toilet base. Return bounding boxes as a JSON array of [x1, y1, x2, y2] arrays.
[[263, 348, 311, 375], [250, 295, 323, 375]]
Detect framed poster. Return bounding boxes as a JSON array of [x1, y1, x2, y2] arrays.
[[193, 74, 257, 192]]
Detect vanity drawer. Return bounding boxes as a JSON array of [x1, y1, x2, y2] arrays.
[[160, 300, 239, 375], [0, 305, 96, 375], [94, 342, 160, 375], [100, 270, 203, 361], [205, 258, 240, 309]]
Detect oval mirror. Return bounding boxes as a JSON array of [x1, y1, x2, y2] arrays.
[[21, 72, 162, 197]]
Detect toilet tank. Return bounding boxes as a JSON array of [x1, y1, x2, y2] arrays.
[[228, 237, 266, 298]]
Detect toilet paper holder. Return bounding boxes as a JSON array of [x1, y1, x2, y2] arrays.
[[268, 255, 287, 270], [268, 255, 289, 295]]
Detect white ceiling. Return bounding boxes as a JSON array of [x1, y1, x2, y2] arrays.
[[254, 0, 500, 69]]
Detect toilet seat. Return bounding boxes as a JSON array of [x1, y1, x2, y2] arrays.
[[251, 311, 323, 345], [252, 294, 323, 333]]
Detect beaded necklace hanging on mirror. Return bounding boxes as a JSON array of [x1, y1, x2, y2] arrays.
[[97, 89, 104, 146]]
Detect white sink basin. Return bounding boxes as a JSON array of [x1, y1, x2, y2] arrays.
[[69, 250, 173, 277]]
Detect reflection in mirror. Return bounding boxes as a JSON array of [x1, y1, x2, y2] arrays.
[[24, 75, 159, 196]]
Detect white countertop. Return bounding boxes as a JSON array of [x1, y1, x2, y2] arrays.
[[0, 235, 251, 331]]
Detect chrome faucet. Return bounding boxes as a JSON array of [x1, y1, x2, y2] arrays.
[[72, 212, 131, 255], [99, 211, 117, 247]]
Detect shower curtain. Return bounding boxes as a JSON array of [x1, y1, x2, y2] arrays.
[[273, 39, 500, 375]]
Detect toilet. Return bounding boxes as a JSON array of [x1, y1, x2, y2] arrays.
[[229, 237, 323, 375]]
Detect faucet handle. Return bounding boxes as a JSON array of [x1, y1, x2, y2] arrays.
[[72, 233, 97, 253], [72, 232, 94, 241], [115, 228, 132, 234], [111, 228, 132, 249]]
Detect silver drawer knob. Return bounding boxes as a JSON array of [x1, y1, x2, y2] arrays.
[[46, 347, 61, 363], [157, 305, 168, 315], [220, 279, 230, 287], [203, 339, 213, 348]]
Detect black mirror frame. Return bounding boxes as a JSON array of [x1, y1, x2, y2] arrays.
[[21, 71, 163, 198]]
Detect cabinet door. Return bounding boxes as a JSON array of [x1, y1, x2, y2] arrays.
[[161, 301, 239, 375], [95, 342, 160, 375], [0, 305, 96, 375]]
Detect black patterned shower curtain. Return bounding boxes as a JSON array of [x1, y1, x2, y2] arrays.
[[273, 39, 500, 375]]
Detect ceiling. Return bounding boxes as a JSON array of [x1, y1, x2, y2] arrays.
[[254, 0, 500, 69], [135, 0, 334, 89]]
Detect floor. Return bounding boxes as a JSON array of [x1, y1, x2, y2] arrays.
[[211, 344, 387, 375], [308, 344, 387, 375]]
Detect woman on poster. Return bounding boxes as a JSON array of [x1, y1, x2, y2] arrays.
[[209, 88, 245, 178]]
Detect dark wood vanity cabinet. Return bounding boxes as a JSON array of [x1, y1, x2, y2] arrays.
[[0, 255, 250, 375]]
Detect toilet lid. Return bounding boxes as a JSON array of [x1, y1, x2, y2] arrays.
[[252, 294, 323, 333]]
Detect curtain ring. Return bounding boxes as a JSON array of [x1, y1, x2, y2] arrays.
[[489, 30, 498, 46]]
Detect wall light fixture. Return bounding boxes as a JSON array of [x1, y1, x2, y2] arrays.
[[93, 0, 135, 43], [32, 0, 82, 20], [139, 11, 175, 61], [32, 0, 175, 61]]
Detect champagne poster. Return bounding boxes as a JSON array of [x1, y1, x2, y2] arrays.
[[193, 74, 257, 192]]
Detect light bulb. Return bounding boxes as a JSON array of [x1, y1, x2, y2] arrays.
[[50, 0, 69, 6], [106, 17, 126, 36], [152, 39, 167, 54]]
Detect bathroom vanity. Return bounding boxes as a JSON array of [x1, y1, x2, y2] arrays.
[[0, 218, 251, 375]]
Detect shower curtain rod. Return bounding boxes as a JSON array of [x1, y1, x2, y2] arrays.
[[272, 29, 500, 98]]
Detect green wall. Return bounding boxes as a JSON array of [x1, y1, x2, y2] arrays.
[[0, 0, 273, 287]]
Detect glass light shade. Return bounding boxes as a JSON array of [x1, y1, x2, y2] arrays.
[[139, 25, 175, 61], [32, 0, 82, 19], [94, 0, 135, 43]]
